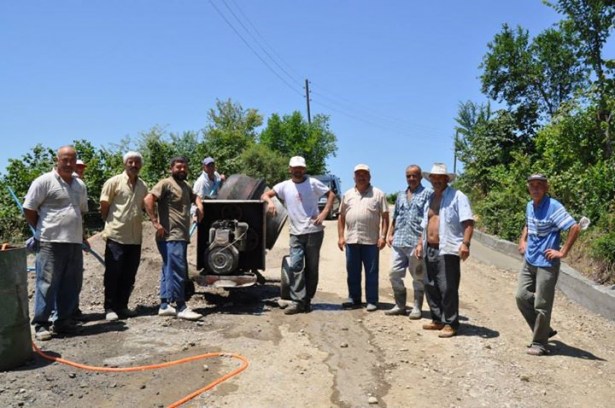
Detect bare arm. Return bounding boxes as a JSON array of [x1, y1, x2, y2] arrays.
[[23, 208, 38, 232], [100, 200, 110, 221], [545, 223, 580, 261], [518, 225, 528, 255], [459, 219, 474, 261], [337, 212, 346, 251], [315, 190, 335, 225], [378, 212, 390, 250], [261, 189, 278, 216], [387, 218, 396, 247], [144, 193, 166, 239], [194, 195, 204, 223]]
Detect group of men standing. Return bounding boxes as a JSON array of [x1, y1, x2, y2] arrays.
[[24, 147, 227, 341], [266, 156, 578, 354], [24, 146, 579, 355]]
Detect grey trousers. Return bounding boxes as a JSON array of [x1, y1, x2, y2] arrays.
[[389, 246, 425, 294], [288, 231, 324, 306], [424, 247, 460, 328], [515, 260, 559, 346]]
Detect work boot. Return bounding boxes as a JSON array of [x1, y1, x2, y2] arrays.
[[385, 289, 407, 316], [408, 290, 424, 320]]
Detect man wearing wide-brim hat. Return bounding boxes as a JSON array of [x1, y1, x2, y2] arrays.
[[415, 162, 474, 338]]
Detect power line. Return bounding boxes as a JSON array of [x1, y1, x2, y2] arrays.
[[208, 0, 303, 97], [208, 1, 448, 140], [225, 0, 303, 84]]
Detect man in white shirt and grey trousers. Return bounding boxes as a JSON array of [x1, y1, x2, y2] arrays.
[[262, 156, 335, 315]]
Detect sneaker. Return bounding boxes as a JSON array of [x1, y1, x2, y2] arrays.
[[35, 326, 52, 341], [341, 300, 362, 310], [158, 305, 177, 317], [422, 321, 445, 330], [438, 325, 457, 338], [105, 310, 119, 321], [384, 305, 406, 316], [366, 303, 378, 312], [177, 307, 203, 321], [283, 303, 305, 315], [118, 308, 138, 318]]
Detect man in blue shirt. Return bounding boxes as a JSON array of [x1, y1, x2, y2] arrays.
[[516, 174, 579, 356], [385, 165, 431, 318]]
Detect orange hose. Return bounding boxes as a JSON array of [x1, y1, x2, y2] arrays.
[[32, 342, 249, 407]]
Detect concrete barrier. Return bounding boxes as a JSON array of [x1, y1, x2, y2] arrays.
[[473, 230, 615, 322]]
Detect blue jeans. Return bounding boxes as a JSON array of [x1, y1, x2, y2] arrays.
[[424, 246, 460, 329], [32, 242, 83, 328], [157, 240, 188, 307], [345, 244, 379, 304], [288, 231, 324, 306]]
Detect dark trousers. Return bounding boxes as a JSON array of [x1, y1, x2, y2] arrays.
[[424, 247, 461, 329], [104, 239, 141, 311], [345, 243, 379, 304]]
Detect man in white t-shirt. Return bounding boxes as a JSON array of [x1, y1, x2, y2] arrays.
[[261, 156, 335, 315]]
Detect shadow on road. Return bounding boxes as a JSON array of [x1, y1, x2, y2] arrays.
[[458, 322, 500, 338], [549, 340, 607, 361]]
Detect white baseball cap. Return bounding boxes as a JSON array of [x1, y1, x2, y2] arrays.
[[289, 156, 306, 168], [354, 164, 370, 173]]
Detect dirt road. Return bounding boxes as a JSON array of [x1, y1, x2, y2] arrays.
[[1, 220, 614, 407]]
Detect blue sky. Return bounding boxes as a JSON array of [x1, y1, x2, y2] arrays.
[[0, 1, 604, 194]]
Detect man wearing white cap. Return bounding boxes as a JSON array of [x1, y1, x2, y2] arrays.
[[516, 173, 579, 356], [261, 156, 335, 315], [75, 159, 87, 179], [415, 163, 474, 338], [99, 151, 148, 321], [338, 164, 389, 311]]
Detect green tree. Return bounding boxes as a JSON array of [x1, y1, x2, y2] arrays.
[[545, 0, 615, 157], [481, 23, 587, 123], [455, 106, 531, 198], [203, 99, 263, 174], [0, 144, 56, 241], [238, 144, 288, 186], [137, 125, 175, 185], [259, 111, 337, 175]]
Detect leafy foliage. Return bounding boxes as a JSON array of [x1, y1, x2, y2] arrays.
[[202, 99, 263, 175], [459, 0, 615, 283], [260, 111, 337, 175], [0, 99, 339, 244]]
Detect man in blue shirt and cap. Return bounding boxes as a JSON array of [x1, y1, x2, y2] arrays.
[[516, 173, 580, 356]]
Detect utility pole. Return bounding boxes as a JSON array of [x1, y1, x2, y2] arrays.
[[305, 79, 312, 124], [453, 129, 459, 174]]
